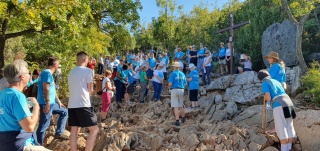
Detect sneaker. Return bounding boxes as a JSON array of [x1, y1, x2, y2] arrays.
[[100, 118, 107, 122], [181, 117, 186, 123], [54, 134, 69, 140], [175, 121, 180, 126]]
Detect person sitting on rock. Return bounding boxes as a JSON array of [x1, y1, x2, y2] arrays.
[[257, 70, 296, 151], [234, 54, 252, 74], [187, 63, 200, 109], [0, 60, 50, 151], [168, 62, 187, 126]]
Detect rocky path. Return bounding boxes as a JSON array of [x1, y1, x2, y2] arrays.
[[44, 71, 320, 151]]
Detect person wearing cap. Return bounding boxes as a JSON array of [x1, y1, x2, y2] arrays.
[[202, 50, 213, 86], [139, 66, 148, 103], [188, 45, 198, 66], [187, 63, 199, 109], [257, 70, 296, 151], [152, 64, 164, 102], [264, 51, 287, 89], [114, 59, 126, 104], [218, 42, 228, 74], [168, 62, 187, 126], [197, 43, 206, 74]]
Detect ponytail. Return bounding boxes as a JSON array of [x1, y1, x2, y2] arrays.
[[279, 60, 286, 70]]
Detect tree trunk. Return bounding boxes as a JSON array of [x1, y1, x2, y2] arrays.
[[296, 24, 308, 74], [0, 36, 5, 70]]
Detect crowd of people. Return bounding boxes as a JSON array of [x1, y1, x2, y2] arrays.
[[0, 40, 296, 151]]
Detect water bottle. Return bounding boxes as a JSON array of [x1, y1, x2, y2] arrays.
[[266, 101, 271, 110]]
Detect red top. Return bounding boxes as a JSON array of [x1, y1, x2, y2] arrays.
[[87, 61, 96, 70]]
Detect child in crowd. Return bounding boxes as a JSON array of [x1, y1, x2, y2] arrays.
[[101, 70, 116, 122], [139, 66, 148, 103], [187, 63, 200, 109], [152, 64, 164, 102]]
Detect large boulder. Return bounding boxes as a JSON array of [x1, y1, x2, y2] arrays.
[[294, 110, 320, 151], [224, 84, 263, 104], [232, 71, 260, 86], [261, 20, 298, 67], [206, 75, 236, 90]]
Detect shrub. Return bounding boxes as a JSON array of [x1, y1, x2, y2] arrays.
[[301, 61, 320, 104]]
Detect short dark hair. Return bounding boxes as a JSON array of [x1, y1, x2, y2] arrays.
[[48, 57, 59, 66], [257, 70, 270, 81], [77, 51, 87, 57], [32, 69, 40, 75], [122, 64, 128, 70]]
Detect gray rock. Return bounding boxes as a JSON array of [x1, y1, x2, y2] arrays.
[[306, 52, 320, 64], [249, 142, 261, 151], [285, 66, 302, 95], [226, 102, 238, 117], [198, 93, 216, 109], [224, 85, 263, 104], [262, 20, 298, 67], [151, 135, 163, 150], [232, 71, 257, 86], [232, 105, 273, 127], [294, 110, 320, 151], [211, 109, 227, 122], [215, 94, 223, 104], [206, 75, 236, 90]]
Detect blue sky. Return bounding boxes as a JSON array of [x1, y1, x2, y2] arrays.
[[138, 0, 245, 25]]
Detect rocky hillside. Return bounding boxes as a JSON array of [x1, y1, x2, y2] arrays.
[[44, 71, 320, 151]]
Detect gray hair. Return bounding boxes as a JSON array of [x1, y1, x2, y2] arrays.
[[4, 60, 29, 84]]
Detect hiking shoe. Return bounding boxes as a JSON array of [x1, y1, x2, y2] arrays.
[[181, 117, 186, 123], [54, 134, 69, 140]]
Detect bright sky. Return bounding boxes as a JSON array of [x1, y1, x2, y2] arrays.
[[138, 0, 246, 25]]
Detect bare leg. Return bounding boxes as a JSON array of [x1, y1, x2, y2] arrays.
[[85, 125, 99, 151], [101, 112, 107, 120], [220, 64, 223, 73], [179, 107, 185, 117], [225, 64, 228, 73], [174, 107, 180, 120], [70, 126, 80, 151]]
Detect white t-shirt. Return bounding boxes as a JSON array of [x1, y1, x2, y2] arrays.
[[134, 66, 140, 79], [99, 57, 104, 64], [179, 61, 184, 69], [68, 66, 93, 108], [102, 77, 110, 92], [108, 61, 114, 68], [204, 56, 212, 67], [153, 70, 163, 83], [160, 59, 166, 72]]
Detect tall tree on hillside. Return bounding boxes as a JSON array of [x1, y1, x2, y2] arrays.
[[275, 0, 320, 73]]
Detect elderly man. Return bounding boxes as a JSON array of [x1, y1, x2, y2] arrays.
[[0, 60, 50, 150], [168, 62, 187, 126]]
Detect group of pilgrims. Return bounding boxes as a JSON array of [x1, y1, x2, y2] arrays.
[[0, 41, 296, 151], [96, 42, 296, 151]]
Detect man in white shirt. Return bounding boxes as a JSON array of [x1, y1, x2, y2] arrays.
[[68, 51, 99, 151]]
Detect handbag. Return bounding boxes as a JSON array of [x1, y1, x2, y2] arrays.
[[97, 87, 106, 95]]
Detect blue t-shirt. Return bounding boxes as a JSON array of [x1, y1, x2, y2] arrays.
[[125, 70, 134, 84], [198, 48, 205, 57], [189, 70, 199, 90], [148, 58, 157, 68], [116, 55, 120, 60], [27, 78, 39, 87], [268, 63, 286, 83], [0, 88, 35, 145], [37, 69, 56, 105], [174, 52, 184, 59], [168, 70, 187, 89], [164, 56, 169, 65], [219, 47, 226, 58], [127, 55, 133, 63], [262, 79, 286, 100]]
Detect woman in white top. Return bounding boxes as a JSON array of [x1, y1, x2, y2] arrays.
[[152, 64, 164, 102], [101, 70, 115, 122], [225, 42, 235, 74], [202, 50, 212, 86]]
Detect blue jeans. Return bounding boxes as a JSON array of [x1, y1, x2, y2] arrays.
[[153, 81, 162, 100], [36, 103, 68, 145], [197, 58, 204, 73], [202, 66, 212, 85], [114, 79, 125, 103]]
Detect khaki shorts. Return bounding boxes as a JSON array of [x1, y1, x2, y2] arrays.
[[170, 89, 184, 107], [219, 59, 226, 64]]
